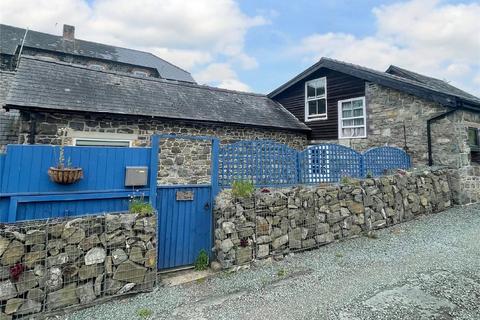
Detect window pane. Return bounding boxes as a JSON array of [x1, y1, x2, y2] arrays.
[[307, 84, 316, 98], [355, 127, 365, 137], [468, 128, 479, 146], [343, 119, 354, 127], [342, 128, 353, 137], [354, 118, 364, 126], [342, 110, 353, 118], [342, 101, 352, 111], [352, 99, 363, 108], [353, 108, 364, 117], [308, 100, 317, 115], [317, 99, 326, 114], [316, 83, 325, 96], [75, 139, 130, 147], [307, 78, 325, 98]]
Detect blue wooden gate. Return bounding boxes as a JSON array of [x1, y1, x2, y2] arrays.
[[156, 185, 212, 270], [156, 135, 219, 270]]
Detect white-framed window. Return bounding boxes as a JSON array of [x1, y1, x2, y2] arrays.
[[305, 77, 327, 121], [338, 97, 367, 139], [73, 138, 132, 147]]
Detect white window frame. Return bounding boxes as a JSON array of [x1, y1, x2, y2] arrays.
[[305, 77, 327, 122], [338, 96, 367, 139], [73, 138, 132, 147]]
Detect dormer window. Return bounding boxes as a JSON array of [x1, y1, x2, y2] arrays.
[[305, 77, 327, 121], [133, 70, 148, 77], [89, 64, 106, 71]]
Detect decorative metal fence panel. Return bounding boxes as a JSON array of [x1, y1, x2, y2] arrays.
[[219, 140, 298, 187], [363, 146, 411, 177], [299, 144, 363, 184], [219, 140, 411, 187]]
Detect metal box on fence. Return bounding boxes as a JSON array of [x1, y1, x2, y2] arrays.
[[125, 166, 148, 186]]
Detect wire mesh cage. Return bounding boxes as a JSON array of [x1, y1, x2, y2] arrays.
[[0, 212, 157, 318]]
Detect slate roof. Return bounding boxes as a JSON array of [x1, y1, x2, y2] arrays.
[[385, 65, 480, 102], [0, 24, 195, 83], [269, 57, 480, 109], [5, 56, 309, 132]]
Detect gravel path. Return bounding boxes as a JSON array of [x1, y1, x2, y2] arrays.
[[64, 205, 480, 320]]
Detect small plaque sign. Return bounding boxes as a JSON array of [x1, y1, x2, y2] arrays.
[[176, 191, 194, 201]]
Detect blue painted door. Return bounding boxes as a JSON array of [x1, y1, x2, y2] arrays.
[[156, 185, 212, 270]]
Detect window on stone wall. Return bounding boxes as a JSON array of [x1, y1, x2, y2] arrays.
[[468, 127, 480, 164], [74, 138, 131, 147], [338, 97, 367, 139]]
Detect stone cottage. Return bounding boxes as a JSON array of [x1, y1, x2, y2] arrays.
[[269, 58, 480, 203], [2, 24, 480, 202], [0, 24, 309, 184], [3, 56, 309, 184], [0, 22, 196, 150]]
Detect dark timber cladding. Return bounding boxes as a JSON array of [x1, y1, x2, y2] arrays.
[[273, 69, 365, 140]]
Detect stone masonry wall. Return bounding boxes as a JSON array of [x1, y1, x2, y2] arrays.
[[331, 83, 448, 166], [0, 212, 156, 318], [17, 111, 308, 185], [0, 71, 19, 151], [214, 168, 453, 268], [437, 110, 480, 205]]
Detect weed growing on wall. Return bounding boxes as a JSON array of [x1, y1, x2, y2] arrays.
[[129, 192, 154, 216], [232, 180, 254, 198]]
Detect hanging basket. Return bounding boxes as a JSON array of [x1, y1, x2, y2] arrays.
[[48, 167, 83, 184]]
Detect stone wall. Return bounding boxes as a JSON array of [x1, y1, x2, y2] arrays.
[[430, 110, 480, 205], [17, 111, 308, 184], [0, 71, 19, 151], [327, 83, 448, 166], [0, 212, 156, 318], [214, 168, 453, 268]]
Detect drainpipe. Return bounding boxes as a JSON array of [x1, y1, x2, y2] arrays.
[[426, 102, 461, 166]]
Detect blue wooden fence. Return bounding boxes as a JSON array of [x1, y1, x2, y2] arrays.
[[299, 144, 363, 184], [363, 146, 412, 176], [219, 140, 411, 187], [218, 140, 298, 186], [0, 136, 159, 222]]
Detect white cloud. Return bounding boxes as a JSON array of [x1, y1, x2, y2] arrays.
[[296, 0, 480, 96], [0, 0, 265, 90], [194, 62, 250, 91]]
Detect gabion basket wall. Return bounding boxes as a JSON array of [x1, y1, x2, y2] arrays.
[[0, 212, 157, 318]]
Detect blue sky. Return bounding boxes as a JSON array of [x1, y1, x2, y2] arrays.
[[237, 0, 480, 94], [1, 0, 479, 95], [240, 0, 385, 92]]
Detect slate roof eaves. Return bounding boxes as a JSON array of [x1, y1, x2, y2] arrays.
[[5, 56, 309, 132], [268, 57, 480, 108]]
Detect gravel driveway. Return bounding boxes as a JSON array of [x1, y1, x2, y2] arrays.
[[65, 205, 480, 320]]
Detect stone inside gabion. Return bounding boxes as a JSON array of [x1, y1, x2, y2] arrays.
[[0, 212, 157, 317], [214, 168, 454, 269]]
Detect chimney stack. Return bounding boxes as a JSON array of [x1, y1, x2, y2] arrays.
[[63, 24, 75, 41]]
